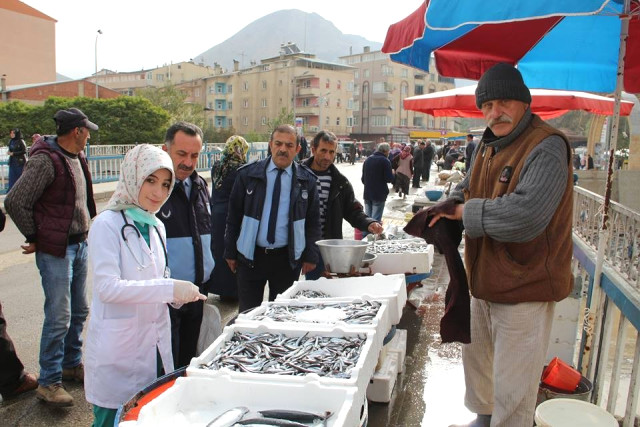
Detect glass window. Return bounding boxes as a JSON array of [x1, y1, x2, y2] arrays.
[[261, 99, 267, 108], [262, 80, 267, 90]]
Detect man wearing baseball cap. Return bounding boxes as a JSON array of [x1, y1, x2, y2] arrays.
[[5, 108, 98, 406], [428, 63, 573, 427]]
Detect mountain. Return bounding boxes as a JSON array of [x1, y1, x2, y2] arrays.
[[194, 9, 382, 70]]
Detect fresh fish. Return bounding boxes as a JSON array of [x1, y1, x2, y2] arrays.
[[258, 409, 332, 423], [236, 417, 309, 426], [206, 406, 249, 427]]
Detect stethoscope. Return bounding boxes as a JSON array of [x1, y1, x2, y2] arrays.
[[120, 211, 169, 276]]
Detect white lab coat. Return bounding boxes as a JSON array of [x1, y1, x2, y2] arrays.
[[85, 210, 175, 409]]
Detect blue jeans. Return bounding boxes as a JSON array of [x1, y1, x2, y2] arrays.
[[35, 242, 89, 386], [363, 200, 385, 237]]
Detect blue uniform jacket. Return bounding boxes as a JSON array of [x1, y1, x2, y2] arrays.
[[157, 171, 214, 290], [224, 157, 321, 269]]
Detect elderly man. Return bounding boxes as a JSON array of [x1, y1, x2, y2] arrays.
[[158, 121, 214, 368], [428, 63, 573, 427], [361, 142, 394, 236], [303, 130, 383, 279], [224, 124, 320, 312], [5, 108, 98, 406]]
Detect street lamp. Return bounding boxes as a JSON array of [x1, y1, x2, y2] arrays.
[[95, 29, 102, 99]]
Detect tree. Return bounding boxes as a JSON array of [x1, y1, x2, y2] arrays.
[[267, 107, 294, 133], [136, 83, 205, 129]]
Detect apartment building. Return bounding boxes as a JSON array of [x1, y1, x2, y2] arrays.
[[0, 0, 56, 86], [339, 47, 456, 141], [176, 44, 355, 138], [92, 61, 217, 96]]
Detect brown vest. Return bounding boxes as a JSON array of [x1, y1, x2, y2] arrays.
[[463, 116, 573, 303]]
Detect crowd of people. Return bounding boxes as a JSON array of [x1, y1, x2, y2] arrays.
[[0, 62, 575, 427]]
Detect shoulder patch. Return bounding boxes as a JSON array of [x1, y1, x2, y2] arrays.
[[498, 166, 513, 184]]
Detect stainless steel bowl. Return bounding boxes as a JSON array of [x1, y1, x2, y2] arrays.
[[361, 252, 377, 268], [316, 239, 370, 274]]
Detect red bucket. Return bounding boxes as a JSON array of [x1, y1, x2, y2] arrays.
[[541, 357, 581, 392]]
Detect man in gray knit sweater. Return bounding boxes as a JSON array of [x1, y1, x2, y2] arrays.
[[429, 64, 573, 427], [4, 108, 98, 407]]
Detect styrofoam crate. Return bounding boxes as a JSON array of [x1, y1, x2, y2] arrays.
[[387, 329, 407, 373], [187, 324, 379, 406], [370, 240, 434, 275], [235, 299, 392, 352], [366, 352, 399, 403], [276, 273, 407, 324], [132, 375, 359, 427]]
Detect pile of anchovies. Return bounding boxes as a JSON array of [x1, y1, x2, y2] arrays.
[[252, 301, 381, 324], [292, 289, 332, 298], [201, 331, 365, 378], [367, 240, 431, 255]]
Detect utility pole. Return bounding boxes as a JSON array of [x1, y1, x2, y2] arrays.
[[95, 29, 102, 99]]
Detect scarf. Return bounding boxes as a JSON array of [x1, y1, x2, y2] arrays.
[[212, 135, 249, 190], [105, 144, 175, 214], [400, 146, 411, 159]]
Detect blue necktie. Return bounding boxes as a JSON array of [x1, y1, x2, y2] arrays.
[[267, 169, 284, 245]]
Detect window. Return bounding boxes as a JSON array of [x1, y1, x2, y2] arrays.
[[146, 72, 152, 80], [194, 88, 200, 98], [325, 116, 330, 125], [371, 115, 390, 126], [362, 82, 369, 95], [228, 101, 233, 110], [209, 86, 214, 94], [337, 99, 341, 108], [353, 116, 359, 126], [261, 99, 267, 108], [401, 84, 408, 96], [347, 81, 354, 91], [401, 69, 408, 78], [261, 116, 267, 125], [364, 69, 370, 78], [400, 118, 408, 126], [362, 117, 368, 128], [228, 118, 232, 127], [279, 79, 283, 86], [302, 79, 311, 88], [262, 64, 270, 71], [428, 84, 436, 93], [243, 116, 248, 126], [262, 80, 267, 90], [337, 80, 341, 89], [354, 71, 359, 79], [414, 117, 425, 127], [302, 98, 310, 107], [216, 85, 223, 93], [325, 78, 330, 89], [243, 81, 249, 91], [415, 85, 424, 95], [243, 99, 249, 108], [381, 65, 393, 76], [208, 102, 213, 109], [373, 82, 386, 93], [216, 117, 224, 127], [440, 118, 447, 128], [347, 99, 354, 109], [362, 101, 369, 110], [228, 84, 233, 94], [347, 117, 353, 127], [216, 100, 224, 110], [336, 117, 340, 125], [429, 117, 435, 128], [157, 74, 164, 81]]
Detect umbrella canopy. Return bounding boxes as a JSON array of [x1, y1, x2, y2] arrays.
[[382, 0, 640, 93], [404, 85, 636, 119]]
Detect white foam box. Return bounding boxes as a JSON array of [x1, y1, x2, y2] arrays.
[[235, 299, 392, 352], [370, 240, 434, 275], [131, 375, 360, 427], [387, 329, 407, 373], [366, 351, 399, 403], [277, 273, 407, 325], [187, 324, 380, 406]]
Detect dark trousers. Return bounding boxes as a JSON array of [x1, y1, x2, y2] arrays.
[[0, 302, 25, 396], [422, 165, 431, 183], [169, 299, 204, 368], [236, 247, 302, 313], [412, 168, 423, 187]]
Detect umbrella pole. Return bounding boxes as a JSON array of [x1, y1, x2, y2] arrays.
[[584, 0, 631, 404]]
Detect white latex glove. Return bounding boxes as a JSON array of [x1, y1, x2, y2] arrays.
[[172, 280, 206, 304]]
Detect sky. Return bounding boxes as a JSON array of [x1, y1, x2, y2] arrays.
[[23, 0, 424, 80]]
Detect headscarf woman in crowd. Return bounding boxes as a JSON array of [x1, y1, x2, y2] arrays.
[[394, 145, 413, 199], [7, 128, 27, 191], [209, 135, 250, 302], [84, 144, 205, 427]]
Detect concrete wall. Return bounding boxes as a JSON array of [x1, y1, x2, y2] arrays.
[[575, 169, 640, 213]]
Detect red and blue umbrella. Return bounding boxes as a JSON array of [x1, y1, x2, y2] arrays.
[[382, 0, 640, 93]]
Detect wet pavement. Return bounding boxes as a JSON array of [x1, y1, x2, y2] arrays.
[[0, 160, 473, 426]]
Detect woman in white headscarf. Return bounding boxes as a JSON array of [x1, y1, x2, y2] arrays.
[[84, 144, 205, 427]]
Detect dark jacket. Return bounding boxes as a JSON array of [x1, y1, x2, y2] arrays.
[[423, 144, 436, 166], [361, 151, 394, 202], [157, 171, 214, 289], [224, 157, 321, 269], [304, 158, 375, 239], [413, 146, 424, 170], [8, 138, 27, 166], [29, 137, 96, 257]]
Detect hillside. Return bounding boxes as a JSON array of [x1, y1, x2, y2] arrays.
[[194, 9, 382, 70]]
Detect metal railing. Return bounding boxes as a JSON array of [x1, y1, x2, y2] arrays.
[[573, 186, 640, 425], [0, 144, 270, 193]]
